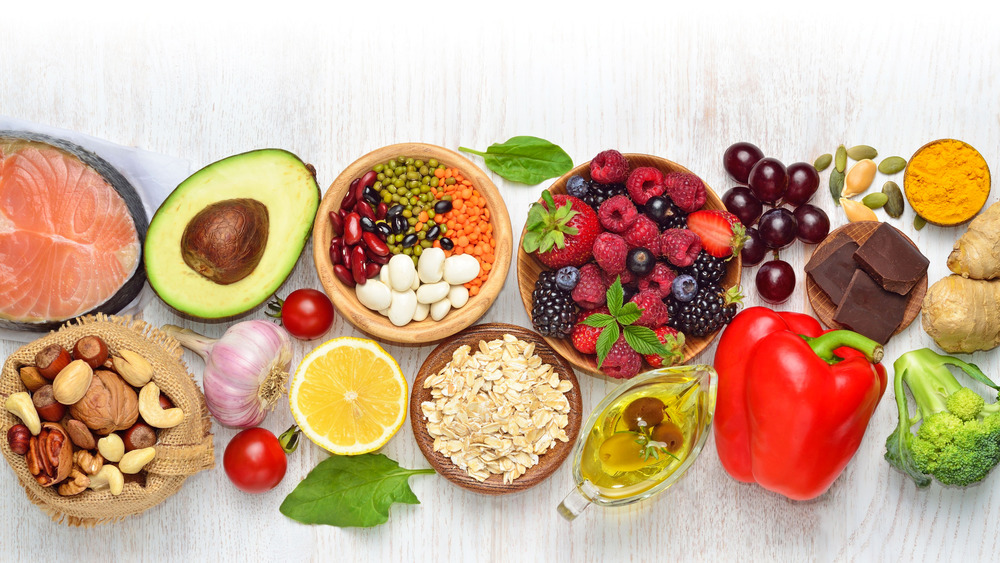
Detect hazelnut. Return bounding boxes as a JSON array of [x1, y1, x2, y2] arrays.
[[122, 422, 157, 451], [32, 385, 67, 422], [72, 335, 109, 369], [6, 424, 30, 455], [19, 366, 47, 392], [69, 370, 139, 435], [64, 419, 97, 450], [35, 344, 71, 380]]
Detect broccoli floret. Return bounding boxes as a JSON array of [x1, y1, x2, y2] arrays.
[[884, 348, 1000, 488]]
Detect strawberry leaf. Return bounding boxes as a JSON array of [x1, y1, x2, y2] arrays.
[[522, 231, 542, 253], [525, 203, 547, 230], [623, 325, 670, 356], [582, 313, 616, 328], [616, 303, 642, 326], [550, 230, 566, 249], [538, 233, 556, 253], [606, 277, 624, 317], [542, 190, 556, 210], [595, 323, 620, 368]]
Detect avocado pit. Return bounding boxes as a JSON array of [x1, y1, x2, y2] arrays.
[[181, 198, 269, 285]]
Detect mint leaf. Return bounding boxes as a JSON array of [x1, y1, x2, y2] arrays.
[[459, 136, 573, 185], [582, 313, 616, 328], [280, 453, 434, 528], [606, 277, 624, 317], [616, 302, 642, 326], [623, 325, 669, 356], [595, 323, 620, 367]]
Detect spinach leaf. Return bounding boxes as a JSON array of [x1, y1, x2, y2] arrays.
[[279, 453, 434, 528], [459, 136, 572, 184]]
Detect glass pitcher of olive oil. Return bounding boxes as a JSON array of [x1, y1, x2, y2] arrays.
[[557, 365, 717, 520]]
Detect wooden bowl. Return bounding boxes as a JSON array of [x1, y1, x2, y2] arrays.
[[805, 221, 927, 337], [313, 143, 512, 344], [410, 323, 582, 495], [903, 139, 991, 226], [516, 155, 742, 377]]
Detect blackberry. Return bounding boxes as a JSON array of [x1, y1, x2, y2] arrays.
[[667, 283, 741, 337], [684, 251, 728, 286], [582, 181, 626, 210], [531, 271, 578, 338]]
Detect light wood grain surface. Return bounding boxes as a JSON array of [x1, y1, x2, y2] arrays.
[[3, 7, 1000, 562]]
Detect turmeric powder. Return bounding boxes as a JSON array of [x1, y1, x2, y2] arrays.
[[904, 139, 990, 226]]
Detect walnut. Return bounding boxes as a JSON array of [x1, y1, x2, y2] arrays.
[[73, 450, 104, 475], [68, 370, 139, 435], [57, 467, 90, 496]]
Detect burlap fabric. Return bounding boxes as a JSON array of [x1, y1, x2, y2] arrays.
[[0, 314, 214, 526]]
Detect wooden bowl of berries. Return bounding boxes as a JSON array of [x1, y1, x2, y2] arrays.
[[314, 143, 513, 344], [517, 151, 743, 379]]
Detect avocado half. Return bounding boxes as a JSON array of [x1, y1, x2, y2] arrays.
[[145, 149, 320, 319]]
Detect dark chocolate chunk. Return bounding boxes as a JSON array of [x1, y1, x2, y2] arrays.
[[805, 233, 860, 304], [833, 269, 907, 344], [853, 223, 929, 295]]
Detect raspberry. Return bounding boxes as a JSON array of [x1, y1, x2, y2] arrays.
[[602, 334, 643, 379], [659, 229, 702, 268], [590, 150, 630, 185], [571, 263, 608, 309], [643, 326, 684, 368], [624, 215, 660, 249], [630, 289, 670, 328], [663, 172, 707, 212], [626, 167, 667, 205], [592, 232, 628, 275], [598, 195, 638, 233], [616, 268, 635, 287], [638, 262, 678, 298], [571, 307, 610, 355]]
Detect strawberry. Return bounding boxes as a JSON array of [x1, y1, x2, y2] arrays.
[[685, 210, 747, 259], [571, 307, 610, 354], [643, 326, 685, 368], [522, 191, 602, 269]]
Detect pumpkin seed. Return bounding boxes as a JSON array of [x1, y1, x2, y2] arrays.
[[835, 145, 847, 172], [882, 181, 904, 218], [847, 144, 878, 161], [862, 193, 888, 209], [913, 215, 927, 230], [878, 156, 907, 175], [814, 153, 832, 172], [830, 169, 845, 204], [841, 198, 878, 222], [842, 159, 877, 198]]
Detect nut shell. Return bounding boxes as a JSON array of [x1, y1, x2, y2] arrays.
[[26, 422, 74, 487], [69, 370, 139, 435]]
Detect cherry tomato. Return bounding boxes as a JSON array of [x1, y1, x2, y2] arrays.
[[269, 289, 335, 340], [223, 428, 287, 493]]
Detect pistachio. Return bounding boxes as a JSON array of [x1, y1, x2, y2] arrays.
[[835, 145, 848, 172], [814, 153, 832, 172], [98, 434, 125, 463], [52, 359, 94, 405], [841, 198, 879, 222], [842, 159, 877, 198], [119, 446, 156, 474], [4, 392, 41, 435], [829, 169, 845, 204], [863, 193, 889, 209], [847, 144, 878, 161], [882, 181, 904, 218], [914, 215, 927, 230], [89, 464, 125, 496], [878, 156, 907, 175], [113, 350, 153, 387]]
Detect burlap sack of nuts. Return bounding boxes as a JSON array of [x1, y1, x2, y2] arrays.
[[0, 314, 214, 526]]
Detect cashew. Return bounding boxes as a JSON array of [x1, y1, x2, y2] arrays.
[[113, 350, 153, 387], [97, 434, 125, 463], [138, 383, 183, 428], [118, 447, 155, 474], [4, 392, 40, 435], [88, 464, 124, 495]]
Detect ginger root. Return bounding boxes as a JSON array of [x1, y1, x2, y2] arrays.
[[922, 275, 1000, 353], [948, 201, 1000, 280]]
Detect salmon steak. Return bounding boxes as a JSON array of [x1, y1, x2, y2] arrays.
[[0, 133, 147, 329]]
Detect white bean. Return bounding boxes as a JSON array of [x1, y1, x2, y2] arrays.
[[417, 247, 446, 284], [387, 254, 416, 292], [416, 281, 450, 304], [448, 285, 469, 309], [443, 254, 481, 285], [430, 298, 452, 321], [388, 290, 417, 327], [379, 265, 390, 285], [410, 271, 420, 291], [412, 302, 429, 322], [355, 279, 392, 311]]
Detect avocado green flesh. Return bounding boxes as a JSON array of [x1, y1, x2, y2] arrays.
[[145, 149, 319, 318]]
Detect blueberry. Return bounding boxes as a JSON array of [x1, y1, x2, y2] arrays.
[[626, 247, 655, 276], [555, 266, 580, 292], [671, 274, 699, 302], [566, 175, 589, 198], [622, 284, 638, 304], [645, 196, 669, 222]]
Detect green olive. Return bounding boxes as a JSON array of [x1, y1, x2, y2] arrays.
[[598, 432, 655, 473], [622, 397, 665, 431]]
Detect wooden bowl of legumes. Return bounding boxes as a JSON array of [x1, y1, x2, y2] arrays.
[[313, 143, 512, 344]]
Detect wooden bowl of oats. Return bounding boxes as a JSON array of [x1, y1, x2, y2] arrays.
[[410, 323, 582, 494]]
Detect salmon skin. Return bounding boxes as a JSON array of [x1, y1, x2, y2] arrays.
[[0, 131, 148, 331]]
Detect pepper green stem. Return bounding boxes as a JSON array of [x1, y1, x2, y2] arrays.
[[802, 330, 883, 365]]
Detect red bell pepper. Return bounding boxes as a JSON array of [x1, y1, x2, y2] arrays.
[[713, 306, 887, 500]]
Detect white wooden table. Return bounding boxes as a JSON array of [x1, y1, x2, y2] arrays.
[[3, 9, 1000, 561]]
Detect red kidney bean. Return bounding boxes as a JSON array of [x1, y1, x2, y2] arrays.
[[376, 202, 388, 220], [365, 262, 381, 279], [351, 246, 367, 285], [333, 264, 355, 287], [352, 175, 369, 203], [329, 211, 344, 237], [339, 207, 349, 220], [329, 238, 343, 265], [363, 232, 389, 256], [342, 178, 360, 209], [356, 202, 375, 222], [341, 244, 352, 268], [360, 170, 378, 190], [369, 252, 390, 265], [343, 213, 362, 246]]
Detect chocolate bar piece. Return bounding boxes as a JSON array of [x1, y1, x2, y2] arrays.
[[853, 223, 929, 295], [833, 269, 907, 344], [805, 233, 860, 304]]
